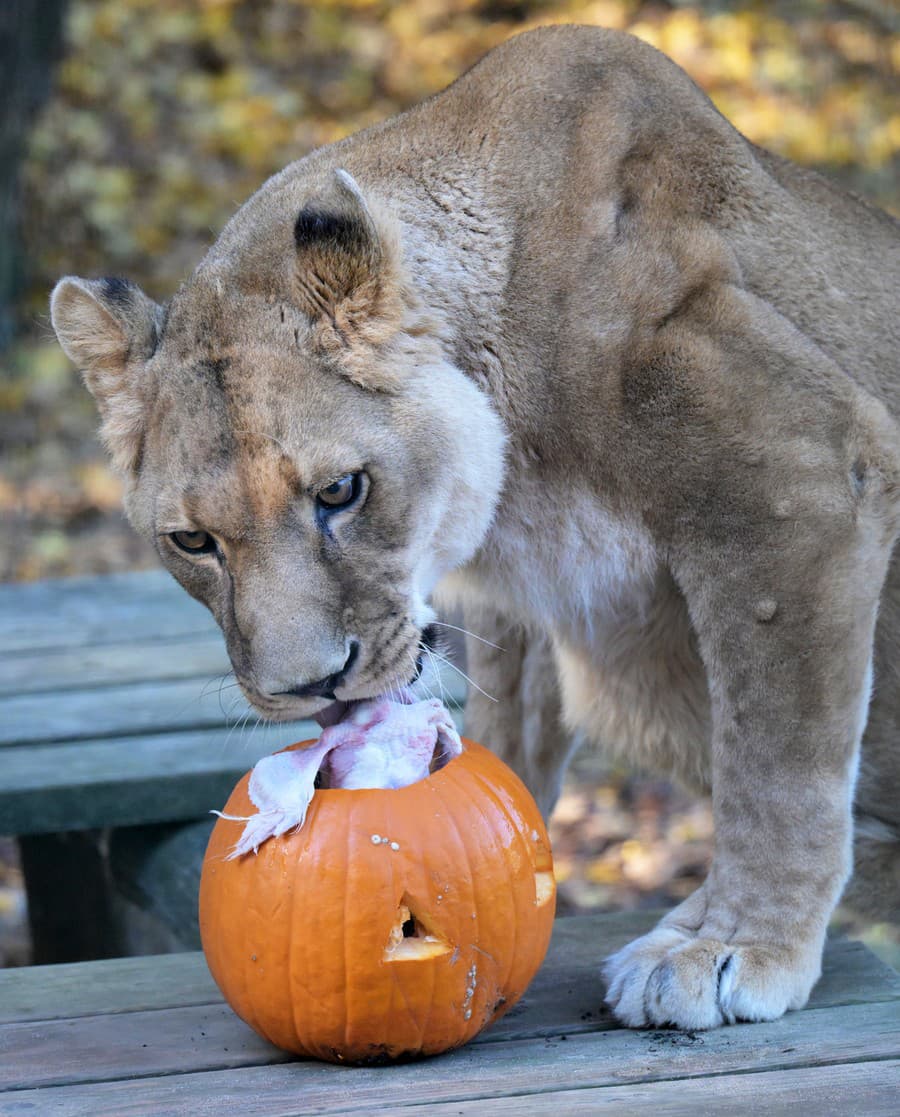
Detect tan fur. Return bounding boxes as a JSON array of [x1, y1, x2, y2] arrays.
[[52, 26, 900, 1030]]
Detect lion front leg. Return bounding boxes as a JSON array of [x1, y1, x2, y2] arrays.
[[605, 486, 893, 1029]]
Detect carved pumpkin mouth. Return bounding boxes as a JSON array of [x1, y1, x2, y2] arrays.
[[384, 897, 453, 962]]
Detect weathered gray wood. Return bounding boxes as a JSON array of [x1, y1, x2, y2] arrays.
[[0, 704, 466, 835], [3, 908, 897, 1028], [0, 1001, 291, 1091], [0, 665, 465, 747], [0, 639, 467, 703], [8, 1062, 899, 1117], [341, 1061, 900, 1116], [1, 907, 898, 1086], [534, 914, 900, 1018], [0, 725, 308, 834], [0, 570, 217, 653], [815, 934, 900, 1007], [0, 951, 221, 1025], [0, 677, 274, 746], [0, 910, 650, 1026], [2, 1001, 898, 1110], [0, 635, 230, 696]]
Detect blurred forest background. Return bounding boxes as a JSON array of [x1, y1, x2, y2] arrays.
[[1, 0, 898, 964]]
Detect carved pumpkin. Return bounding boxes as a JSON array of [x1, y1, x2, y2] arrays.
[[200, 736, 556, 1063]]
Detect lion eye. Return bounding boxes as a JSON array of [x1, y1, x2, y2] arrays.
[[171, 530, 216, 555], [317, 473, 361, 510]]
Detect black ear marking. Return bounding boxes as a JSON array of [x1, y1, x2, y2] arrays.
[[294, 208, 370, 254], [290, 170, 406, 382], [292, 176, 385, 324], [99, 276, 136, 308]]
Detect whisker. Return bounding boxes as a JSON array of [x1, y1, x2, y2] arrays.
[[221, 695, 254, 750], [225, 691, 246, 717], [431, 620, 506, 652], [423, 644, 446, 705], [198, 671, 229, 702], [428, 647, 498, 703], [245, 712, 265, 752], [215, 675, 240, 718]]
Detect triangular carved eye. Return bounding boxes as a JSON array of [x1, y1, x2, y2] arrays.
[[383, 897, 453, 962]]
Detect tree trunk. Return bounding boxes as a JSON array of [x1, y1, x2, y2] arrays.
[[0, 0, 68, 350]]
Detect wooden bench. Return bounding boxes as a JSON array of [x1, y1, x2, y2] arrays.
[[0, 570, 465, 960], [2, 909, 899, 1114]]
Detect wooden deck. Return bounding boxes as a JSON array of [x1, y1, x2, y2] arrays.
[[2, 909, 899, 1114]]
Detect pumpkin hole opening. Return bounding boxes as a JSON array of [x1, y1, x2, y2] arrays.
[[532, 837, 553, 872], [384, 899, 453, 962]]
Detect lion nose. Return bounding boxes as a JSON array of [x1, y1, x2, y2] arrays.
[[276, 640, 360, 701]]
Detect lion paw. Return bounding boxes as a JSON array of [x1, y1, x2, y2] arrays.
[[603, 924, 820, 1030]]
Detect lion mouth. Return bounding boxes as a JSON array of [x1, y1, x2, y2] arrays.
[[312, 624, 441, 730], [313, 686, 415, 730]]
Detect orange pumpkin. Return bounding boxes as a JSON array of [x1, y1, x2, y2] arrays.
[[200, 736, 556, 1063]]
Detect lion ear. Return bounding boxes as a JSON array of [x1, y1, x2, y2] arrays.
[[50, 276, 161, 473], [293, 169, 405, 390]]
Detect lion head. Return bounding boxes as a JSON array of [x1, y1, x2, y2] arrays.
[[51, 169, 506, 721]]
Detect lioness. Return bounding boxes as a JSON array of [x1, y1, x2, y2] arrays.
[[51, 25, 899, 1030]]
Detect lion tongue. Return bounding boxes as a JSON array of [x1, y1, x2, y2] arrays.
[[217, 695, 462, 858], [314, 699, 351, 729]]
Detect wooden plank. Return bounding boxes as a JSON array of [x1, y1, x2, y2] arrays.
[[0, 571, 215, 653], [350, 1061, 900, 1116], [816, 933, 900, 1007], [529, 915, 900, 1019], [0, 910, 649, 1025], [3, 907, 897, 1028], [0, 668, 465, 748], [0, 677, 273, 747], [0, 570, 467, 691], [0, 636, 230, 696], [0, 638, 468, 703], [1, 909, 898, 1082], [0, 951, 221, 1026], [1, 1001, 898, 1111], [0, 672, 467, 747], [0, 705, 466, 834], [0, 725, 311, 834], [0, 571, 469, 674]]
